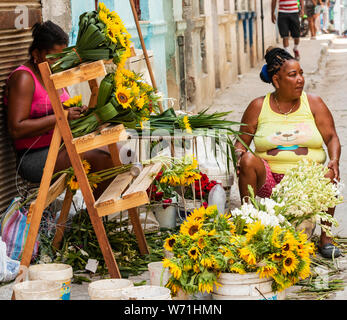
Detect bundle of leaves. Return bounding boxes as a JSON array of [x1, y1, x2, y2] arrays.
[[48, 3, 132, 73]]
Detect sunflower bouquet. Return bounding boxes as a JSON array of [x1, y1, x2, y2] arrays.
[[69, 68, 161, 137], [270, 158, 344, 236], [63, 94, 83, 108], [163, 193, 316, 295], [47, 3, 132, 73]]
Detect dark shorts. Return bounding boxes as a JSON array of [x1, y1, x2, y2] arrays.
[[277, 12, 300, 39], [16, 146, 49, 183], [305, 5, 315, 17]]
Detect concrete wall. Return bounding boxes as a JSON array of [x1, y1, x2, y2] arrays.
[[183, 0, 277, 112], [41, 0, 72, 35]]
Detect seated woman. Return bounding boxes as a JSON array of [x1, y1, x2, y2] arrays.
[[5, 21, 116, 199], [235, 46, 341, 259]]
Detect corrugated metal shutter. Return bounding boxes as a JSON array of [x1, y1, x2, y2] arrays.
[[0, 1, 42, 214]]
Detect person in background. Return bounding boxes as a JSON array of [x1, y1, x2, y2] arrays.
[[329, 0, 335, 24], [4, 21, 116, 199], [234, 47, 342, 259], [305, 0, 318, 39], [321, 0, 330, 33], [271, 0, 304, 60]]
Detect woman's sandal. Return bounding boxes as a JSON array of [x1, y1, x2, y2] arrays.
[[318, 243, 342, 259]]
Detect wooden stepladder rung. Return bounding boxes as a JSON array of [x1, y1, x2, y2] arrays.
[[27, 173, 67, 219], [94, 162, 162, 218], [72, 124, 128, 154], [50, 60, 107, 89]]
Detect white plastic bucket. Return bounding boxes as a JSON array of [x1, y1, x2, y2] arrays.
[[28, 263, 73, 300], [154, 204, 177, 229], [88, 279, 133, 300], [212, 272, 286, 300], [148, 262, 170, 286], [13, 280, 61, 300], [122, 285, 172, 300]]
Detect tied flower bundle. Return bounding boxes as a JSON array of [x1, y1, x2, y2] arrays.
[[163, 189, 316, 295], [184, 172, 219, 202], [159, 155, 201, 187], [145, 108, 246, 171], [270, 158, 344, 236], [69, 69, 161, 137], [147, 155, 201, 208], [47, 3, 131, 73]]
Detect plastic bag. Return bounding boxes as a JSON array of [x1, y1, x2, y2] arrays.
[[0, 197, 39, 261], [208, 183, 226, 214], [0, 236, 20, 282]]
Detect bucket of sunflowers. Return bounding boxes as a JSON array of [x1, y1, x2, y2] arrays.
[[162, 185, 317, 300]]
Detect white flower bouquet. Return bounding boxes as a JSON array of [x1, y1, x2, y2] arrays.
[[232, 186, 290, 233], [270, 158, 344, 236]]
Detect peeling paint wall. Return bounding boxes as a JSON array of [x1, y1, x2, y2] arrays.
[[41, 0, 72, 36]]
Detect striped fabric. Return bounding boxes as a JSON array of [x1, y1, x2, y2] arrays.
[[278, 0, 299, 13], [0, 197, 39, 261]]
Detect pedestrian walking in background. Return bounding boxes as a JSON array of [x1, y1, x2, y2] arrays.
[[271, 0, 304, 60], [305, 0, 318, 39], [321, 0, 330, 33], [329, 0, 335, 22]]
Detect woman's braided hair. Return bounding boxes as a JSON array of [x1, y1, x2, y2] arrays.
[[260, 47, 295, 84]]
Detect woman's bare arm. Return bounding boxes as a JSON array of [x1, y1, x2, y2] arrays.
[[308, 93, 341, 180]]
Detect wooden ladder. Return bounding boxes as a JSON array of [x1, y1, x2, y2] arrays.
[[12, 60, 162, 299]]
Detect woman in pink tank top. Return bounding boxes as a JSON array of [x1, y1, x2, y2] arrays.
[[5, 21, 118, 200]]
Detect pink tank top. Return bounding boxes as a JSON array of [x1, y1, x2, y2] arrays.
[[6, 65, 70, 150]]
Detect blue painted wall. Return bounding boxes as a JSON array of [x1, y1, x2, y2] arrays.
[[69, 0, 169, 108]]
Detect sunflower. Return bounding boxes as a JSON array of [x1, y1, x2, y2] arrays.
[[200, 256, 213, 268], [180, 219, 202, 237], [82, 160, 91, 174], [245, 220, 264, 242], [188, 206, 206, 223], [281, 252, 299, 275], [188, 247, 200, 260], [271, 225, 282, 248], [67, 176, 79, 191], [181, 170, 201, 186], [229, 262, 247, 274], [273, 273, 293, 291], [208, 229, 217, 236], [270, 252, 284, 262], [197, 236, 206, 250], [205, 205, 218, 217], [193, 264, 201, 273], [198, 281, 214, 294], [183, 260, 193, 271], [298, 258, 311, 280], [163, 258, 182, 280], [115, 85, 134, 109], [135, 96, 145, 109], [256, 264, 278, 279], [63, 94, 82, 108], [166, 279, 180, 294], [164, 236, 176, 252], [239, 246, 257, 265], [183, 116, 192, 134]]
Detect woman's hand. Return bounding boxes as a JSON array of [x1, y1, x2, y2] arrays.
[[235, 149, 246, 176], [67, 105, 88, 121], [327, 159, 340, 181]]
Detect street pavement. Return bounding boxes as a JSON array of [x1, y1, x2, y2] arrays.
[[1, 35, 347, 301]]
